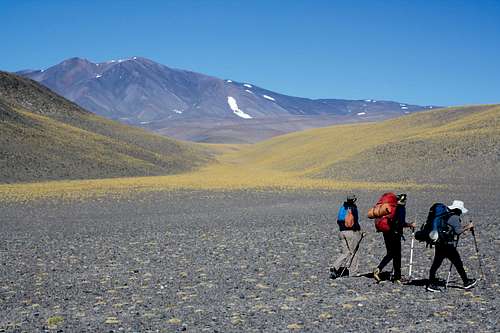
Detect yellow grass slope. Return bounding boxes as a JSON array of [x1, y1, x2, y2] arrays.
[[1, 103, 498, 201], [225, 104, 499, 185], [0, 71, 213, 183]]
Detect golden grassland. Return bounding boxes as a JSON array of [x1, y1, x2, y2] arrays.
[[0, 103, 213, 183], [1, 104, 498, 202], [21, 109, 213, 169], [225, 104, 499, 177], [0, 164, 431, 202]]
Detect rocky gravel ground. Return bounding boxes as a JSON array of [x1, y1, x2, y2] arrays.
[[0, 189, 498, 332]]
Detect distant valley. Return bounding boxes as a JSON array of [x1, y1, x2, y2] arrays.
[[1, 69, 497, 191]]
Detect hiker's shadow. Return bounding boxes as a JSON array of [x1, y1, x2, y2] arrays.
[[356, 274, 439, 287], [403, 278, 463, 288], [358, 271, 392, 282], [352, 273, 465, 289], [404, 278, 429, 286]]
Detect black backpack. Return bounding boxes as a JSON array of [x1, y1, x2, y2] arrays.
[[414, 203, 455, 245]]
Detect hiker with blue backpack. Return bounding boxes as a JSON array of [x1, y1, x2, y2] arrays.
[[330, 194, 364, 279], [416, 200, 477, 292]]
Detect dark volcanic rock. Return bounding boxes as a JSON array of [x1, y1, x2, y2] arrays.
[[0, 189, 497, 332]]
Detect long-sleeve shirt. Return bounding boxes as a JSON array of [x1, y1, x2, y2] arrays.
[[446, 214, 466, 235], [392, 205, 411, 234]]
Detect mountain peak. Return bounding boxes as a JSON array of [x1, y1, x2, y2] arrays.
[[61, 57, 93, 65], [53, 56, 154, 68], [17, 57, 437, 143]]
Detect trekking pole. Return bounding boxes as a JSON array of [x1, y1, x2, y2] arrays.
[[339, 232, 366, 277], [408, 229, 415, 280], [333, 238, 352, 277], [470, 223, 485, 281], [339, 232, 364, 277], [408, 214, 417, 281]]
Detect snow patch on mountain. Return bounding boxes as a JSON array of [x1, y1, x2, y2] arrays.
[[227, 96, 252, 119], [226, 80, 232, 83], [106, 58, 134, 64], [263, 94, 276, 101], [357, 112, 366, 116], [245, 89, 254, 94], [95, 74, 102, 79], [243, 84, 252, 88], [173, 109, 183, 114]]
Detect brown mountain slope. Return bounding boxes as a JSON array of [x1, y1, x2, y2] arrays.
[[0, 71, 213, 183]]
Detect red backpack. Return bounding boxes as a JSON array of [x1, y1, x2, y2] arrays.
[[368, 192, 398, 232]]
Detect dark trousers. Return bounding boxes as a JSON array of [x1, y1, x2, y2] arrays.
[[378, 232, 402, 280], [429, 242, 468, 283]]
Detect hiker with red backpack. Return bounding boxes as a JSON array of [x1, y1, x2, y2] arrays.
[[422, 200, 477, 292], [370, 193, 416, 284], [330, 194, 364, 279]]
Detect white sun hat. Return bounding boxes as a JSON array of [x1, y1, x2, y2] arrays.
[[448, 200, 468, 214]]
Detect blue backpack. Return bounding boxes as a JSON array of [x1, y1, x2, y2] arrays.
[[415, 203, 454, 245], [338, 205, 356, 229]]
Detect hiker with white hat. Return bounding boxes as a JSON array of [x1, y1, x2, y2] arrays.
[[426, 200, 476, 292]]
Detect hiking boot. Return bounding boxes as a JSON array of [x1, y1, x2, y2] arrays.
[[330, 270, 338, 279], [426, 284, 442, 293], [393, 279, 402, 285], [463, 279, 477, 289], [340, 268, 349, 277], [373, 268, 381, 282]]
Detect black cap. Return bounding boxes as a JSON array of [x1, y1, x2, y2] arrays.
[[397, 193, 407, 205], [347, 194, 357, 202]]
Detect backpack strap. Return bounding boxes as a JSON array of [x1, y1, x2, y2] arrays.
[[438, 213, 460, 243]]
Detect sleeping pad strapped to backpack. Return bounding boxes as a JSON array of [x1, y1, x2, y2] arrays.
[[368, 192, 398, 232], [414, 203, 454, 244]]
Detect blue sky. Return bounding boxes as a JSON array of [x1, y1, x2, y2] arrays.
[[1, 0, 499, 105]]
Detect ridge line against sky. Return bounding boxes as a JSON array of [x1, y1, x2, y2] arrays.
[[1, 0, 499, 106]]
